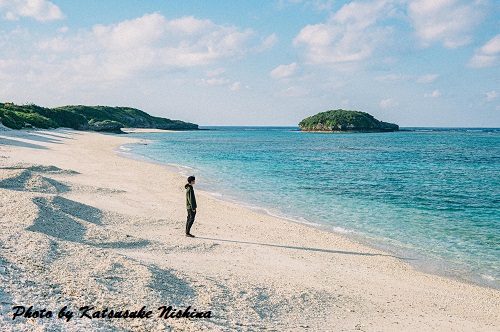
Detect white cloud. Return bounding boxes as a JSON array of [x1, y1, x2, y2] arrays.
[[293, 0, 400, 64], [27, 13, 260, 83], [0, 0, 64, 21], [277, 0, 335, 11], [380, 98, 398, 108], [261, 34, 278, 50], [230, 81, 241, 91], [279, 86, 309, 97], [198, 78, 230, 86], [0, 12, 271, 107], [205, 68, 226, 77], [374, 73, 438, 83], [425, 89, 441, 98], [417, 74, 439, 83], [485, 91, 497, 101], [468, 34, 500, 68], [375, 74, 411, 81], [408, 0, 487, 49], [313, 0, 336, 11], [164, 16, 212, 35], [58, 26, 69, 33], [270, 62, 297, 79], [480, 34, 500, 55]]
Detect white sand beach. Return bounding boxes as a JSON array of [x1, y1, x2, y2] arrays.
[[0, 129, 498, 331]]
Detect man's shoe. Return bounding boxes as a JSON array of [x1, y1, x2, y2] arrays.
[[186, 233, 195, 238]]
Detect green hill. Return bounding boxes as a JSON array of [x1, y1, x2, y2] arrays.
[[0, 103, 198, 132], [299, 109, 399, 132]]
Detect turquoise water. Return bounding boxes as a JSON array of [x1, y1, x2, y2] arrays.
[[122, 127, 499, 288]]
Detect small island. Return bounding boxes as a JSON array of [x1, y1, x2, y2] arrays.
[[0, 102, 198, 133], [299, 109, 399, 132]]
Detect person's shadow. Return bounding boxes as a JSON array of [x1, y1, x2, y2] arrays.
[[195, 236, 412, 260]]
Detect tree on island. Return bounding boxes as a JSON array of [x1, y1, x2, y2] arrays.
[[299, 109, 399, 132]]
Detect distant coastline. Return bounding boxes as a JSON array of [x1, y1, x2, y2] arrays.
[[199, 126, 500, 132]]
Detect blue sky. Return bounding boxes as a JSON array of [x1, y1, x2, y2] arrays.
[[0, 0, 498, 127]]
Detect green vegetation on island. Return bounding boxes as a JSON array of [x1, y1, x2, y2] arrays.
[[0, 102, 198, 132], [299, 109, 399, 132]]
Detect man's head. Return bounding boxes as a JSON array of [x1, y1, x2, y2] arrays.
[[187, 176, 196, 184]]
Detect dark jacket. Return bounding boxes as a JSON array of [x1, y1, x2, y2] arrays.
[[185, 184, 197, 210]]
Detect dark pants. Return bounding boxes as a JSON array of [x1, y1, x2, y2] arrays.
[[186, 209, 196, 234]]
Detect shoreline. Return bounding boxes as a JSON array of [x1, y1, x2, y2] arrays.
[[1, 128, 499, 331], [119, 135, 498, 291]]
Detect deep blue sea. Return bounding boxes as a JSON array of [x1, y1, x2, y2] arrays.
[[121, 127, 499, 289]]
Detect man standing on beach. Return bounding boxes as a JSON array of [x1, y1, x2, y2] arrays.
[[185, 176, 197, 237]]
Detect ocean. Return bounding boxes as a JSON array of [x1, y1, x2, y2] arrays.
[[120, 127, 500, 289]]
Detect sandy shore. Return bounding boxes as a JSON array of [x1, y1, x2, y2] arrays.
[[0, 129, 498, 331]]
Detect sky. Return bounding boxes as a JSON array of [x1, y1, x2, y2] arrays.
[[0, 0, 499, 127]]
